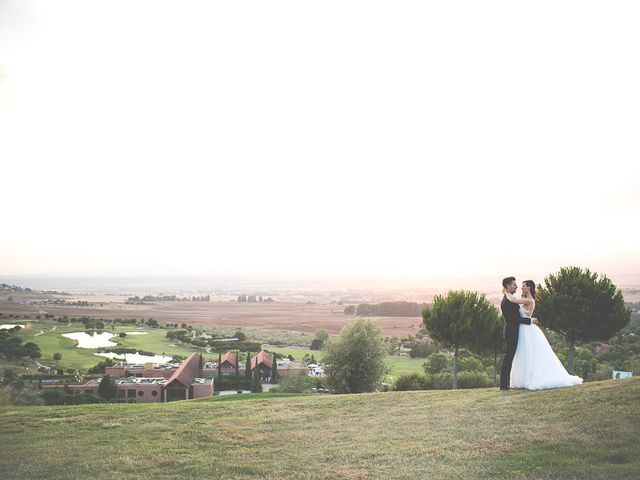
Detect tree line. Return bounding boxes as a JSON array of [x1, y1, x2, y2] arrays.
[[344, 301, 427, 317]]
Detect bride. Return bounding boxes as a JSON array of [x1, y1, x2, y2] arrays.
[[503, 280, 583, 390]]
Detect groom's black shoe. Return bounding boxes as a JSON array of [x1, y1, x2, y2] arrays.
[[500, 386, 510, 391]]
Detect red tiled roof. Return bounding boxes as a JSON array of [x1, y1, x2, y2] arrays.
[[166, 353, 201, 388], [250, 351, 272, 370], [220, 351, 237, 367]]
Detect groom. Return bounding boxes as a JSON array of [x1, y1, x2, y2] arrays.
[[499, 276, 538, 390]]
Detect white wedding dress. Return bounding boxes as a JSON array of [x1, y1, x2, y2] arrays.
[[510, 305, 583, 390]]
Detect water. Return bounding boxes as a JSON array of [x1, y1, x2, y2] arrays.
[[61, 331, 117, 348], [94, 352, 173, 363]]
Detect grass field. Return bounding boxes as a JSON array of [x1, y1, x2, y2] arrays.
[[0, 378, 638, 479], [8, 319, 427, 378], [10, 320, 208, 371], [266, 345, 427, 379]]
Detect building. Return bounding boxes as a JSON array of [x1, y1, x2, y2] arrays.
[[249, 351, 307, 382], [41, 353, 213, 403], [105, 362, 180, 379]]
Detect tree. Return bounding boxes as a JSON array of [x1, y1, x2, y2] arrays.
[[217, 352, 222, 378], [422, 291, 499, 389], [245, 353, 252, 379], [98, 374, 117, 400], [234, 331, 246, 341], [53, 353, 62, 362], [313, 329, 329, 348], [22, 342, 42, 360], [271, 353, 278, 383], [323, 318, 387, 393], [536, 267, 631, 374], [119, 332, 127, 338], [88, 358, 115, 374], [344, 305, 356, 315], [252, 365, 262, 392], [423, 352, 449, 375]]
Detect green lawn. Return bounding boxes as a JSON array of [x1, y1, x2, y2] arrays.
[[9, 319, 314, 372], [12, 320, 212, 371], [0, 378, 638, 479], [265, 345, 426, 379]]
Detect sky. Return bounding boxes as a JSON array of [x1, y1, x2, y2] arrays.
[[1, 1, 639, 283]]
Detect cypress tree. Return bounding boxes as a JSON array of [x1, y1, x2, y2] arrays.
[[271, 353, 278, 383], [217, 352, 222, 379], [245, 353, 252, 379], [252, 365, 262, 392]]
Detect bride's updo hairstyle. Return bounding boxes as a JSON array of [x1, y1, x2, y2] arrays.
[[523, 280, 536, 299]]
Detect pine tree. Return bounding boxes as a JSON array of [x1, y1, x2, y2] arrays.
[[217, 352, 222, 379], [422, 290, 500, 389], [536, 267, 631, 374]]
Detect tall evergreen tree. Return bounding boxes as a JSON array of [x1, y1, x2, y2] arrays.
[[245, 353, 252, 379], [271, 353, 278, 383], [217, 352, 222, 378], [97, 374, 117, 400], [252, 365, 262, 392]]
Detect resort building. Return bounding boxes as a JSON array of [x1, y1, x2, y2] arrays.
[[40, 353, 214, 403], [105, 362, 180, 379]]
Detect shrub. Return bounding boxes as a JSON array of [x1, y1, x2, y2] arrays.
[[77, 393, 106, 404], [393, 373, 429, 391], [274, 373, 315, 393], [40, 389, 71, 405], [423, 352, 449, 375], [456, 371, 492, 389], [431, 372, 452, 390]]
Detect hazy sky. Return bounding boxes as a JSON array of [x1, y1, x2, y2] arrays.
[[1, 1, 639, 282]]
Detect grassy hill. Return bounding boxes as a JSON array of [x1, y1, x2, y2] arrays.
[[1, 379, 639, 479]]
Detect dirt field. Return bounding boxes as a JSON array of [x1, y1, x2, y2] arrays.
[[0, 299, 422, 338]]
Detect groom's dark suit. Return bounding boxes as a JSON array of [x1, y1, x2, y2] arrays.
[[499, 295, 532, 389]]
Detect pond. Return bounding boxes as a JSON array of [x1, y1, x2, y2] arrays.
[[0, 324, 25, 330], [61, 331, 117, 348], [94, 352, 173, 364], [124, 331, 149, 335]]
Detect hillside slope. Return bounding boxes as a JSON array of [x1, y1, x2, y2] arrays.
[[1, 379, 639, 480]]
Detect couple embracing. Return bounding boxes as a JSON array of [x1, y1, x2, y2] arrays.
[[499, 276, 583, 391]]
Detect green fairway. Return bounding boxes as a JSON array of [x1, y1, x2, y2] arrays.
[[12, 320, 211, 371], [0, 378, 638, 479]]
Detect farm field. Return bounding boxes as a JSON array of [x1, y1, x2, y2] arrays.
[[0, 378, 637, 479], [0, 298, 422, 337]]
